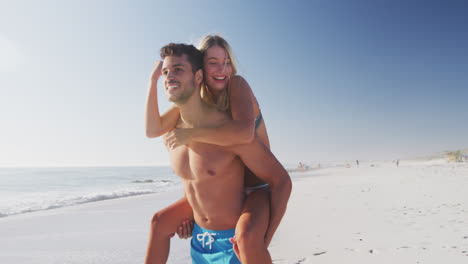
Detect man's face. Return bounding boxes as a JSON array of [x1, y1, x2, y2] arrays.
[[161, 54, 197, 104]]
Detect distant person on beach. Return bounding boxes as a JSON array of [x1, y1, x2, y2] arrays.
[[144, 39, 291, 263], [356, 160, 359, 167], [396, 159, 399, 167]]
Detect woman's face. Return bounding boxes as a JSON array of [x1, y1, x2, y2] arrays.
[[203, 45, 233, 94]]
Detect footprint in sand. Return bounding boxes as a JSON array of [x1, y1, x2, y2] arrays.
[[271, 258, 287, 264], [272, 258, 308, 264], [295, 257, 307, 263], [313, 252, 326, 256]]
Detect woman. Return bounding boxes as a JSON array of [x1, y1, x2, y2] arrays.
[[145, 35, 283, 264]]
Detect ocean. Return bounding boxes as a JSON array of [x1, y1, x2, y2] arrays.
[[0, 166, 181, 218], [0, 162, 323, 218]]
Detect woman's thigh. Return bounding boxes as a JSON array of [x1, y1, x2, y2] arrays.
[[152, 196, 194, 235]]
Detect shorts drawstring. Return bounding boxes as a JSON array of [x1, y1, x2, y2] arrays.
[[197, 231, 217, 252]]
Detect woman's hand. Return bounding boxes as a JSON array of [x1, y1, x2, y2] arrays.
[[230, 236, 241, 260], [164, 128, 195, 150]]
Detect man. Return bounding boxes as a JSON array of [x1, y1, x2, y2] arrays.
[[157, 43, 291, 263]]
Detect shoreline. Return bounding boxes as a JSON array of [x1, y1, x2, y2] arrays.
[[0, 188, 192, 264]]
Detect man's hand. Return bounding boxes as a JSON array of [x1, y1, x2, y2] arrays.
[[150, 61, 163, 82], [164, 128, 194, 150], [176, 219, 194, 239]]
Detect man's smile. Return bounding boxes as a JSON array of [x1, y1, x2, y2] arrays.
[[167, 81, 180, 92]]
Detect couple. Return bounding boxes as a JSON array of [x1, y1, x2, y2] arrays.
[[144, 35, 292, 264]]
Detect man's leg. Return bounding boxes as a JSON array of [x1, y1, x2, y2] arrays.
[[145, 196, 193, 264], [234, 188, 272, 264]]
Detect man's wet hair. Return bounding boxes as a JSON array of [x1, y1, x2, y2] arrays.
[[160, 43, 203, 73]]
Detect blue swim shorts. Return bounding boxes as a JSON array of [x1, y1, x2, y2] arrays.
[[191, 222, 241, 264]]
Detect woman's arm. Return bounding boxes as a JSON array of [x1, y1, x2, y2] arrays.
[[145, 61, 181, 138], [164, 75, 256, 148]]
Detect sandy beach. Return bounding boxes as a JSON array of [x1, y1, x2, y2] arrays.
[[1, 160, 468, 263]]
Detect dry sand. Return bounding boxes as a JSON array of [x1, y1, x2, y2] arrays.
[[271, 160, 468, 264]]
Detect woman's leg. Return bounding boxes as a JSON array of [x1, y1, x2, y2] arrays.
[[234, 188, 272, 264], [145, 196, 193, 264]]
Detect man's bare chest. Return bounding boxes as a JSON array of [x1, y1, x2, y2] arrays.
[[169, 143, 237, 180]]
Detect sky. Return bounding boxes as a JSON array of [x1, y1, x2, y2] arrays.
[[0, 0, 467, 167]]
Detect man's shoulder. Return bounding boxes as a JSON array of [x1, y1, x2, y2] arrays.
[[174, 115, 190, 129], [201, 108, 232, 126]]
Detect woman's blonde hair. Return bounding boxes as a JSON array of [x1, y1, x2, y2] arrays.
[[198, 35, 237, 111]]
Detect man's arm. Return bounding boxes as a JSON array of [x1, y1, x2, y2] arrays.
[[145, 61, 180, 138], [230, 137, 292, 246]]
